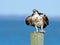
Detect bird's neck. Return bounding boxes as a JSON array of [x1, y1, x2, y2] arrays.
[[35, 12, 38, 14], [34, 12, 39, 16]]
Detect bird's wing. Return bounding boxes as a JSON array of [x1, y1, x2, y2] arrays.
[[39, 13, 49, 28], [43, 14, 49, 25], [25, 15, 34, 26], [39, 13, 49, 25]]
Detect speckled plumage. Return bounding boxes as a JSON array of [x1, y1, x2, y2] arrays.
[[25, 9, 49, 32]]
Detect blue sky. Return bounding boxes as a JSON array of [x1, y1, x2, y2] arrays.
[[0, 0, 60, 17]]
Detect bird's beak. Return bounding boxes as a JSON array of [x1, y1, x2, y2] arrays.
[[33, 11, 35, 13]]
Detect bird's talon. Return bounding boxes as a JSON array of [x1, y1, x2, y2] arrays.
[[40, 30, 45, 33], [34, 31, 38, 33]]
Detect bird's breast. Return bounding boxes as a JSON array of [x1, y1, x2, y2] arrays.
[[32, 15, 40, 22], [32, 15, 44, 26]]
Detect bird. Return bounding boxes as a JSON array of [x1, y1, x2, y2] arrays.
[[25, 9, 49, 32]]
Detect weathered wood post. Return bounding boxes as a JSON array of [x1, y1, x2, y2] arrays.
[[31, 32, 44, 45]]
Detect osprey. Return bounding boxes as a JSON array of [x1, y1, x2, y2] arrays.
[[25, 9, 49, 32]]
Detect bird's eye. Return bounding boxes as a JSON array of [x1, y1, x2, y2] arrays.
[[33, 11, 35, 13]]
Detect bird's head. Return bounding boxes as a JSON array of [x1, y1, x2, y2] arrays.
[[33, 9, 39, 14]]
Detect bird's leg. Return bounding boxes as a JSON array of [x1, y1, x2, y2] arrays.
[[40, 25, 45, 32], [41, 25, 44, 30], [35, 25, 38, 32]]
